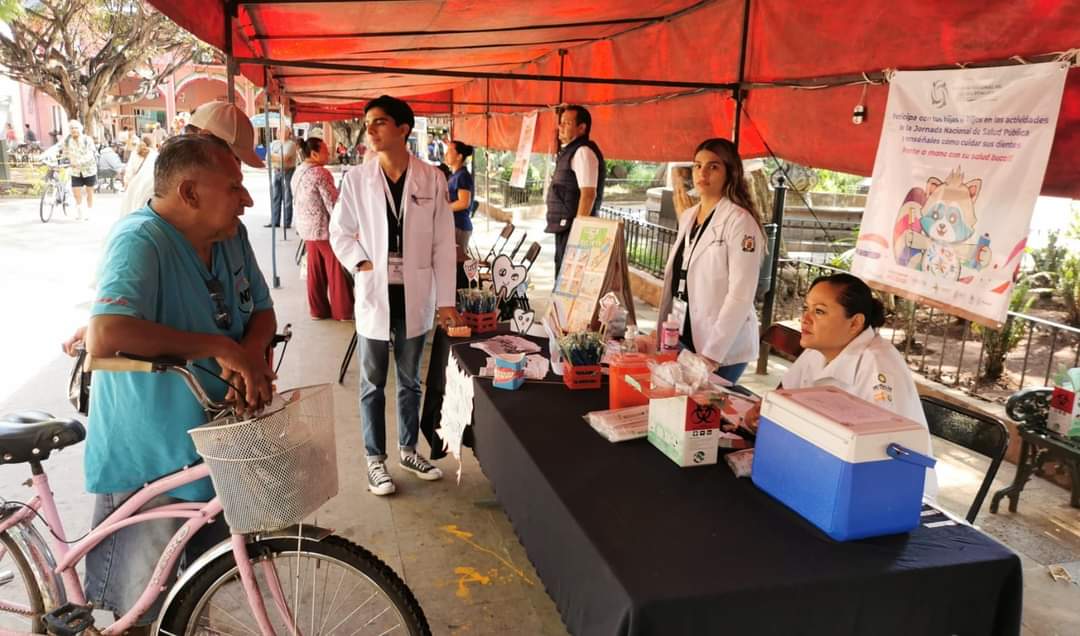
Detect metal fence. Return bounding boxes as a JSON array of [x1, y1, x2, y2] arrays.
[[770, 258, 1080, 400], [598, 205, 676, 277]]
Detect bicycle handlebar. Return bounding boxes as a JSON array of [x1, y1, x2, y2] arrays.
[[86, 323, 293, 414]]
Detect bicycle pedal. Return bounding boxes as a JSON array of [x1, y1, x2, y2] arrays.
[[43, 603, 95, 636]]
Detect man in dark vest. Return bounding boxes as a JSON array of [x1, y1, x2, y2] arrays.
[[545, 105, 605, 275]]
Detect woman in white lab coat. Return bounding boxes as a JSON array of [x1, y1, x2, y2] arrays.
[[658, 138, 766, 384], [769, 273, 937, 495]]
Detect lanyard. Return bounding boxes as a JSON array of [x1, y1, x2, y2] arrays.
[[381, 169, 406, 253], [381, 169, 404, 224], [680, 205, 717, 275]]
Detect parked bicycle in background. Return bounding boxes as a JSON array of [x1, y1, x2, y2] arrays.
[[38, 157, 71, 223]]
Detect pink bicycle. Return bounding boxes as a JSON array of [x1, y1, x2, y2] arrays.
[[0, 348, 429, 635]]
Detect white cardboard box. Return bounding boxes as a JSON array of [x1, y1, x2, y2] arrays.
[[647, 392, 720, 467]]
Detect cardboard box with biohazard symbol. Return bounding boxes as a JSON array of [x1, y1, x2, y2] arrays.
[[646, 390, 721, 467]]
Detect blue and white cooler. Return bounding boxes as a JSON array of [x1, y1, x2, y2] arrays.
[[752, 386, 936, 541]]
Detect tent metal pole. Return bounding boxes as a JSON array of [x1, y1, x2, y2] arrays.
[[280, 102, 289, 242], [755, 176, 787, 375], [225, 2, 236, 104], [485, 78, 491, 233], [264, 67, 280, 288], [249, 15, 661, 39], [234, 56, 737, 91], [732, 0, 752, 148]]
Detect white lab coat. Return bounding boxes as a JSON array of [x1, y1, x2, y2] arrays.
[[658, 198, 765, 366], [329, 155, 456, 340], [782, 328, 938, 497]]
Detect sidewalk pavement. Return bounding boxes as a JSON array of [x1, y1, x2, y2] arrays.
[[0, 164, 1076, 634]]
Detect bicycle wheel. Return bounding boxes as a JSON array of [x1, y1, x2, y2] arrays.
[[0, 531, 46, 632], [39, 182, 56, 223], [159, 534, 429, 636]]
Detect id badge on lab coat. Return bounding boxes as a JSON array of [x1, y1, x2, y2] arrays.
[[388, 253, 404, 285]]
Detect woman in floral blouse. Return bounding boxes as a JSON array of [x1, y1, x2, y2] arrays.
[[292, 137, 354, 320]]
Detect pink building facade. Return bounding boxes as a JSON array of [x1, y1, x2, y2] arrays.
[[14, 63, 266, 146]]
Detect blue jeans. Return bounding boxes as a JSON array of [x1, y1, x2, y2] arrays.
[[85, 491, 226, 624], [270, 167, 294, 227], [715, 362, 748, 385], [358, 302, 428, 462]]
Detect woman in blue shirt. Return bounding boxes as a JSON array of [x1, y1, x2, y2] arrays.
[[446, 140, 475, 288]]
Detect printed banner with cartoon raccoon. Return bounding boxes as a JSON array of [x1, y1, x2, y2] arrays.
[[852, 62, 1068, 329]]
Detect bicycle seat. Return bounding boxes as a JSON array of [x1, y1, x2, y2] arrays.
[[0, 411, 86, 464]]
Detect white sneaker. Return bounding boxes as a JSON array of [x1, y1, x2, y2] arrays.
[[399, 452, 443, 481], [367, 461, 396, 496]]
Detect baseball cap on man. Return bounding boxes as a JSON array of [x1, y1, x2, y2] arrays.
[[189, 101, 265, 168]]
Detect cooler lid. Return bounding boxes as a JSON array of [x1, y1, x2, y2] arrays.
[[769, 386, 923, 434], [761, 387, 930, 463]]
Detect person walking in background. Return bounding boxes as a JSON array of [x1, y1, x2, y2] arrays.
[[293, 136, 354, 321], [151, 121, 167, 147], [24, 124, 37, 143], [445, 140, 476, 289], [267, 127, 298, 228], [336, 141, 349, 165], [120, 134, 158, 215], [63, 121, 98, 220], [544, 105, 605, 276], [4, 123, 16, 146]]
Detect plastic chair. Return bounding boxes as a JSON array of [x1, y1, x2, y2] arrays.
[[760, 323, 803, 361], [920, 395, 1009, 523]]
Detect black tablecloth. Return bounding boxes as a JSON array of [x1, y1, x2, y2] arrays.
[[452, 337, 1023, 636]]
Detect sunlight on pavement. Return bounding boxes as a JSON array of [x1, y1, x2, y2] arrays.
[[0, 195, 117, 405]]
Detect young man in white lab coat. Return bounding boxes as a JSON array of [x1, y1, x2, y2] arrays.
[[330, 95, 463, 495]]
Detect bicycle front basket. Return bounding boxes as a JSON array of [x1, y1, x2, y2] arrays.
[[188, 383, 338, 533]]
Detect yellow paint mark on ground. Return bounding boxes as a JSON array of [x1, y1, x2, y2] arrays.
[[440, 524, 535, 586], [454, 566, 492, 598]]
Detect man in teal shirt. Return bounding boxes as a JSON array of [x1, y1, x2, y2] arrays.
[[83, 133, 277, 627]]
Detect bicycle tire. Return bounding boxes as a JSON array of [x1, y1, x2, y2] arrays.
[[39, 183, 56, 223], [0, 531, 46, 633], [158, 534, 430, 636]]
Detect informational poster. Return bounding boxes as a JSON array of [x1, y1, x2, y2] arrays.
[[550, 217, 636, 332], [852, 62, 1068, 328], [509, 111, 538, 188]]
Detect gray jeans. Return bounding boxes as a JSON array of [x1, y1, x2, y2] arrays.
[[85, 491, 227, 624]]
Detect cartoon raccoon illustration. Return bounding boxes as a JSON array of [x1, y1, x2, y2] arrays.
[[891, 168, 991, 283]]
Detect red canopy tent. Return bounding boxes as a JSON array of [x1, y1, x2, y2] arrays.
[[149, 0, 1079, 198]]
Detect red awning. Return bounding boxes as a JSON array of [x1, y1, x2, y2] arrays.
[[148, 0, 1080, 198]]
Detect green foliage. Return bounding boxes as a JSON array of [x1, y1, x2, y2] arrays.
[[1028, 230, 1068, 273], [1061, 255, 1080, 327], [813, 170, 865, 193], [976, 281, 1035, 381], [626, 243, 665, 274], [825, 226, 860, 270], [0, 0, 23, 22]]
